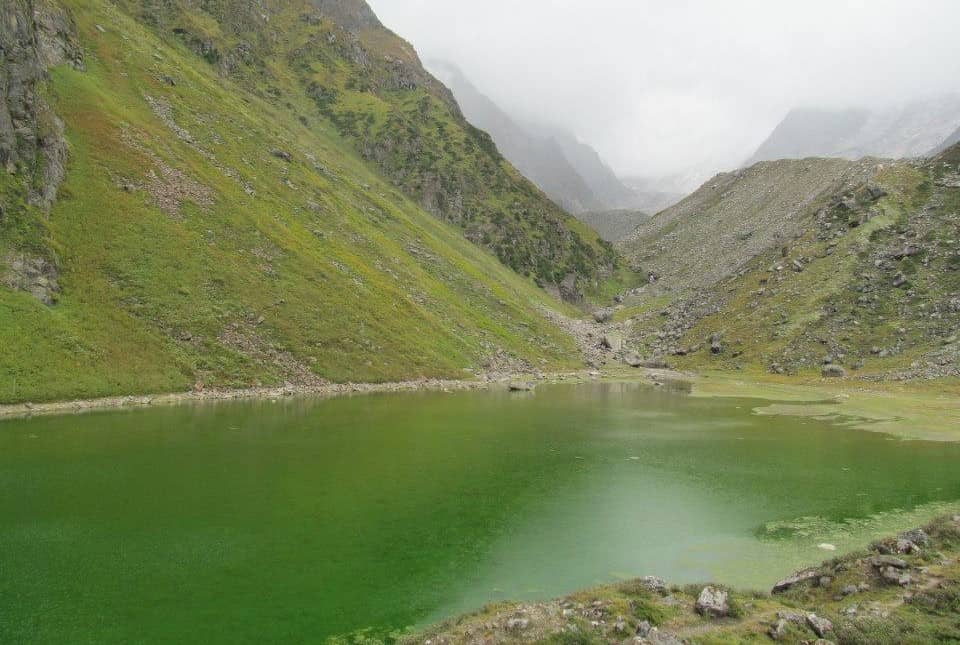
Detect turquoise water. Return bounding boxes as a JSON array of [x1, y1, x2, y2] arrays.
[[1, 381, 958, 642]]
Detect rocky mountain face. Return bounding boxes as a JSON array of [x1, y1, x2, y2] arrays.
[[523, 119, 640, 211], [614, 146, 960, 379], [430, 61, 641, 216], [0, 0, 604, 404], [748, 96, 960, 164], [1, 0, 85, 306], [930, 125, 960, 156]]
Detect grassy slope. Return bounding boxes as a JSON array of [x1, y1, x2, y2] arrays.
[[114, 0, 628, 296], [0, 0, 583, 404]]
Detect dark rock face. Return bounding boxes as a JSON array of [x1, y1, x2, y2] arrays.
[[2, 251, 59, 304], [308, 0, 383, 32], [1, 0, 81, 304], [0, 0, 81, 208]]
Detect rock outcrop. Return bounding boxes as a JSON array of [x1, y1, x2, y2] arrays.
[[1, 0, 81, 208], [1, 0, 83, 304]]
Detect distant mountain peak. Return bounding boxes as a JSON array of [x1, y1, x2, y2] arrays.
[[748, 95, 960, 165]]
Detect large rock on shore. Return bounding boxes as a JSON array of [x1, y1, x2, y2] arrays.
[[695, 586, 729, 617], [772, 569, 819, 593]]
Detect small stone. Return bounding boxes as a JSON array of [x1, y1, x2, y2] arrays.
[[639, 576, 667, 594], [636, 620, 652, 637], [768, 619, 787, 641], [506, 617, 529, 631], [614, 616, 628, 633]]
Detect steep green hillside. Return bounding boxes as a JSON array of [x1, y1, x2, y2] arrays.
[[110, 0, 623, 299], [616, 150, 960, 380], [0, 0, 587, 404]]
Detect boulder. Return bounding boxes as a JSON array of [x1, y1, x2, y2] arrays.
[[869, 555, 908, 569], [865, 184, 887, 201], [806, 613, 833, 638], [601, 333, 624, 352], [773, 570, 819, 593], [694, 586, 729, 617], [709, 333, 723, 355], [507, 381, 535, 392], [880, 566, 911, 586], [593, 309, 613, 323], [899, 528, 930, 547], [639, 576, 667, 594], [270, 149, 292, 162], [777, 611, 806, 625], [623, 352, 644, 368], [821, 364, 846, 378]]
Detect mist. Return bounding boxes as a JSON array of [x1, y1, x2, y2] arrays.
[[367, 0, 960, 185]]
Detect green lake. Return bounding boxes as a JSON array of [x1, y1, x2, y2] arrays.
[[2, 381, 959, 643]]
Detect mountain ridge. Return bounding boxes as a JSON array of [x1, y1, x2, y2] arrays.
[[748, 96, 960, 165]]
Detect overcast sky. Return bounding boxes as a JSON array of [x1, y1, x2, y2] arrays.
[[367, 0, 960, 183]]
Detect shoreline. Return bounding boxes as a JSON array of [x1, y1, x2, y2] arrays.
[[4, 368, 960, 443], [0, 369, 628, 421], [409, 513, 960, 644]]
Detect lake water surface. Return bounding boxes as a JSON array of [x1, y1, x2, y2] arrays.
[[2, 381, 959, 642]]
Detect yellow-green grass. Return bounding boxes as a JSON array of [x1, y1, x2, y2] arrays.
[[0, 0, 583, 403]]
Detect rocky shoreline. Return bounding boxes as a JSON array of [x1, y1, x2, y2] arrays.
[[0, 369, 636, 421], [408, 515, 960, 644]]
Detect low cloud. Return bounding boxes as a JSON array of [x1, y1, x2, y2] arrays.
[[368, 0, 960, 181]]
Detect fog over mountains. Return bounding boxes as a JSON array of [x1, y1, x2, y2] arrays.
[[748, 94, 960, 165], [430, 61, 683, 222], [369, 0, 960, 188]]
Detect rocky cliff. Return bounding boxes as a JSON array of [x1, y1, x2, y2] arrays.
[[1, 0, 85, 305]]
